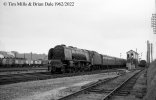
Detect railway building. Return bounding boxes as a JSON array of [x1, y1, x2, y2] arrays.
[[126, 50, 139, 69]]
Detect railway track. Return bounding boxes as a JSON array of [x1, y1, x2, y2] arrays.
[[102, 69, 144, 100], [0, 72, 52, 85], [0, 69, 124, 85], [0, 67, 48, 76], [57, 69, 143, 100], [0, 66, 47, 71]]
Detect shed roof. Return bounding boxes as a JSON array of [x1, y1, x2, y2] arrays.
[[126, 50, 139, 55]]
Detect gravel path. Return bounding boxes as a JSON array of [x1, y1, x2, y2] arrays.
[[0, 72, 119, 100]]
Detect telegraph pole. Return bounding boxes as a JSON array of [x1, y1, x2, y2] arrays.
[[31, 52, 32, 60], [151, 14, 156, 34], [151, 0, 156, 34], [151, 0, 156, 61], [151, 43, 153, 62], [146, 41, 150, 65], [155, 0, 156, 13]]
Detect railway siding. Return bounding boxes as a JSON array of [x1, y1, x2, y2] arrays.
[[57, 69, 144, 100], [104, 68, 147, 100], [0, 70, 119, 100], [0, 67, 48, 75], [0, 69, 122, 85]]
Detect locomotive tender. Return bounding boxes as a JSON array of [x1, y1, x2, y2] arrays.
[[48, 45, 126, 73]]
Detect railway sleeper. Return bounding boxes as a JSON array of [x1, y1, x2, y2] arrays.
[[88, 88, 113, 93], [115, 90, 130, 95]]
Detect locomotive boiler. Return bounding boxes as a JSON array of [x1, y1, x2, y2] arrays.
[[48, 45, 90, 73]]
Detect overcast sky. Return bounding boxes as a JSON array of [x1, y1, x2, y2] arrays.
[[0, 0, 156, 60]]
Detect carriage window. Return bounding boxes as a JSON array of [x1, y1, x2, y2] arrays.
[[131, 53, 134, 58], [127, 54, 129, 58]]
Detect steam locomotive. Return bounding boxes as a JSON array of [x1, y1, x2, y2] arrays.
[[48, 45, 126, 73]]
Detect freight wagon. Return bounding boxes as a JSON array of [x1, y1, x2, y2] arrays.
[[0, 58, 48, 68]]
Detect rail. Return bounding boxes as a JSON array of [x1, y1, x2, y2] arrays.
[[102, 69, 143, 100], [58, 76, 121, 100]]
